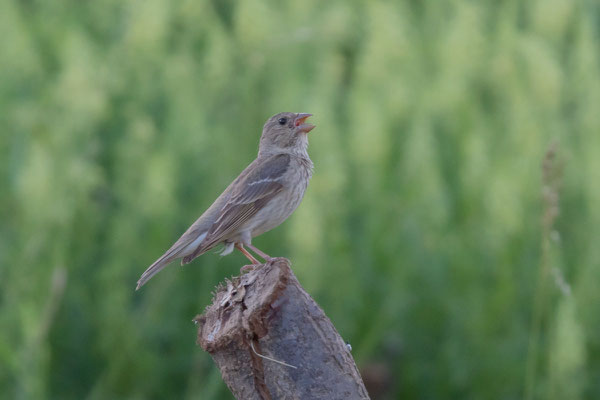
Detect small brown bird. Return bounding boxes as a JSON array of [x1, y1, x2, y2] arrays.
[[136, 112, 315, 289]]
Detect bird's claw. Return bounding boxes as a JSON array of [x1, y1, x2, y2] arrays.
[[240, 264, 257, 274]]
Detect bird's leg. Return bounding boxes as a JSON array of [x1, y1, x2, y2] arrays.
[[246, 243, 273, 263], [235, 243, 260, 273]]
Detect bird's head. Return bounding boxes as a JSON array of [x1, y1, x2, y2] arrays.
[[258, 112, 315, 156]]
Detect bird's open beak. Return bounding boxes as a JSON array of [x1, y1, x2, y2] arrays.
[[295, 113, 315, 133]]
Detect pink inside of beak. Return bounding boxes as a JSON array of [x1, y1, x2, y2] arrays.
[[294, 113, 312, 126], [294, 113, 314, 133], [295, 117, 309, 127]]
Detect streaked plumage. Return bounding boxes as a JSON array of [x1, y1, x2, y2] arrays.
[[136, 112, 315, 289]]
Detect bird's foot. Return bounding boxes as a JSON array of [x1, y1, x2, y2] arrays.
[[240, 264, 257, 274], [245, 244, 273, 263]]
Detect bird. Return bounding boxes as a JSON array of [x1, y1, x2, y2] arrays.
[[136, 112, 315, 290]]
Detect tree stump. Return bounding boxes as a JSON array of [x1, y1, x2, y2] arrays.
[[194, 258, 370, 400]]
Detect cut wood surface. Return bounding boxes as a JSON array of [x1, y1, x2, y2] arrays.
[[194, 258, 370, 400]]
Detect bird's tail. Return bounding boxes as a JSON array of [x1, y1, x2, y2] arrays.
[[136, 231, 208, 290], [136, 252, 178, 290]]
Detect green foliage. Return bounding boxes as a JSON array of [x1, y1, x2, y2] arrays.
[[1, 0, 599, 398]]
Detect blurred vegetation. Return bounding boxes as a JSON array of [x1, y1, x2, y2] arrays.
[[1, 0, 600, 399]]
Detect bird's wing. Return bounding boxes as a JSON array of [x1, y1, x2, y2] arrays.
[[182, 154, 291, 262]]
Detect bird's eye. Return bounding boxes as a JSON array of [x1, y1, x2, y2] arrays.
[[278, 118, 287, 125]]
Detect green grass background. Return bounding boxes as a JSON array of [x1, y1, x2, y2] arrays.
[[1, 0, 600, 399]]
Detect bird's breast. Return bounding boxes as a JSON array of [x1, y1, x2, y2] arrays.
[[248, 157, 312, 237]]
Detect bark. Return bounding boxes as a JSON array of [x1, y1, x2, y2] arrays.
[[194, 258, 370, 400]]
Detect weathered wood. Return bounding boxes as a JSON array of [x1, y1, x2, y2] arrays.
[[194, 258, 370, 400]]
